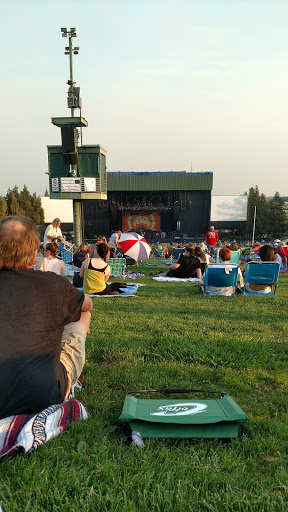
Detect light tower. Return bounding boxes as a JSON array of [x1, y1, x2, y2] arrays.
[[47, 27, 107, 247]]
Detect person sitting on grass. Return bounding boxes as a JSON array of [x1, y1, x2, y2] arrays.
[[275, 245, 287, 270], [73, 243, 89, 268], [89, 235, 107, 258], [199, 247, 243, 296], [159, 247, 202, 279], [80, 242, 127, 295], [34, 241, 65, 277], [244, 244, 280, 294], [228, 242, 240, 252], [0, 215, 92, 420], [194, 246, 215, 274], [176, 242, 195, 265]]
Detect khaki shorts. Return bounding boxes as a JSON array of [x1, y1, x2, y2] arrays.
[[245, 283, 271, 294], [60, 324, 86, 399]]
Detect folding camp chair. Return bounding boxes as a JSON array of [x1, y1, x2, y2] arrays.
[[155, 248, 165, 258], [120, 388, 249, 441], [106, 258, 126, 277], [243, 261, 280, 296], [124, 255, 138, 266], [58, 241, 74, 263], [202, 264, 239, 296], [216, 249, 240, 264], [172, 248, 185, 262]]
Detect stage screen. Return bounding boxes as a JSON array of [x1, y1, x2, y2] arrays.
[[122, 212, 161, 232], [211, 196, 248, 222]]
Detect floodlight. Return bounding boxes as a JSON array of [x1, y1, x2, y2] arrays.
[[65, 47, 69, 50], [61, 27, 67, 32], [62, 33, 67, 37], [65, 51, 69, 55], [70, 27, 76, 32], [74, 47, 80, 50], [73, 51, 79, 55]]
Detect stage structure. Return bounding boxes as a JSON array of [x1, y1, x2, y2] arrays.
[[47, 27, 107, 247], [83, 171, 213, 238]]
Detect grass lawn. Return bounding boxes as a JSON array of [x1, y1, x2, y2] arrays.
[[1, 262, 288, 512]]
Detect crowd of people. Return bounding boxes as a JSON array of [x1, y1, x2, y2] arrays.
[[0, 216, 286, 424]]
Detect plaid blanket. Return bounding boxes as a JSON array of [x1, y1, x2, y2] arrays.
[[0, 399, 89, 457]]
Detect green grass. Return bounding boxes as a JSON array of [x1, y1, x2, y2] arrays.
[[1, 263, 288, 511]]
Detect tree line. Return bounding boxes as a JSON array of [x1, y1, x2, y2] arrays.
[[0, 186, 44, 225], [246, 186, 287, 238]]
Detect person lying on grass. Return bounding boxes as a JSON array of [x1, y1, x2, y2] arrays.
[[80, 242, 127, 295], [0, 215, 92, 420], [159, 247, 202, 279], [199, 247, 244, 296]]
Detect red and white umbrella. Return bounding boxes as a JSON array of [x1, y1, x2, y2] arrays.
[[118, 232, 151, 261]]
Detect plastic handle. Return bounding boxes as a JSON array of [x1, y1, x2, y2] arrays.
[[126, 389, 228, 396], [163, 388, 227, 395], [163, 388, 190, 393]]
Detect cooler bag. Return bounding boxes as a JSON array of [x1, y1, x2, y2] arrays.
[[120, 389, 249, 441]]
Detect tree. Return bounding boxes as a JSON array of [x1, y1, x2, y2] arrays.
[[31, 193, 44, 225], [19, 185, 33, 219], [268, 192, 286, 237], [6, 186, 25, 216], [0, 196, 7, 218], [246, 186, 269, 237], [257, 193, 269, 235], [5, 185, 44, 225]]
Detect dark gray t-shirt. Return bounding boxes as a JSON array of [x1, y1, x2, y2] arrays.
[[168, 255, 201, 278], [0, 268, 84, 419]]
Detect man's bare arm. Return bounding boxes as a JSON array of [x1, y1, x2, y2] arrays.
[[82, 294, 93, 312]]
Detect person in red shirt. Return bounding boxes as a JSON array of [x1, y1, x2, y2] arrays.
[[205, 226, 219, 248]]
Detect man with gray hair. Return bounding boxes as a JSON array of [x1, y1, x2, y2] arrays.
[[0, 215, 92, 420], [43, 218, 64, 247]]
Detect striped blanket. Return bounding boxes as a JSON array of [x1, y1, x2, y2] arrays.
[[0, 399, 89, 457]]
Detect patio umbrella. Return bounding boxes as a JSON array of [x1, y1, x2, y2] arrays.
[[118, 232, 151, 261]]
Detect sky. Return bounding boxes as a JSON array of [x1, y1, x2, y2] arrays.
[[2, 0, 288, 197]]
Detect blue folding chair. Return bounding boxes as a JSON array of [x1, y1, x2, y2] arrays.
[[58, 241, 74, 263], [243, 262, 280, 296], [202, 264, 239, 297], [216, 250, 240, 264], [172, 248, 185, 262]]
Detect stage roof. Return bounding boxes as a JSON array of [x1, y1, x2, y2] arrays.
[[107, 171, 213, 191]]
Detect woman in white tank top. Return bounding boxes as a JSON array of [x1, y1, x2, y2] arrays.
[[35, 242, 65, 277]]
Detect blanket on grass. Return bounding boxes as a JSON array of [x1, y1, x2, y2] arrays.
[[0, 399, 89, 458], [111, 272, 145, 279], [152, 276, 200, 283], [77, 283, 144, 297], [138, 262, 166, 267], [64, 264, 80, 277]]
